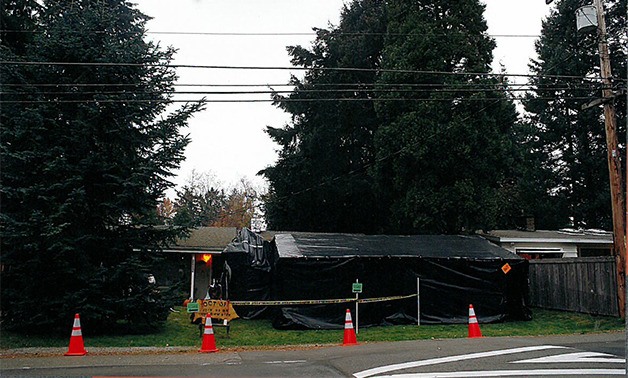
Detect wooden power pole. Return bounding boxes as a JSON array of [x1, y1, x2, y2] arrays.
[[549, 0, 626, 318], [592, 0, 626, 318]]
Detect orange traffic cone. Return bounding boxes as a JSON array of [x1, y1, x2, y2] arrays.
[[65, 313, 87, 356], [468, 304, 483, 338], [343, 309, 358, 346], [199, 316, 218, 353]]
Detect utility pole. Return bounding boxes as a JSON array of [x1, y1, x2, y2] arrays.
[[592, 0, 626, 319], [566, 0, 627, 370], [588, 2, 628, 373], [552, 0, 626, 318]]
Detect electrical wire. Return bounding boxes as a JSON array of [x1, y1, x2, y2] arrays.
[[0, 97, 599, 104], [2, 11, 620, 208], [0, 82, 562, 87], [1, 81, 606, 104], [1, 86, 603, 96], [0, 82, 606, 89], [268, 34, 615, 203], [0, 29, 541, 38], [273, 98, 512, 200], [1, 60, 614, 82]]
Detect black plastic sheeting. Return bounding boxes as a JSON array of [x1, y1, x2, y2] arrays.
[[224, 229, 531, 329], [223, 228, 277, 319]]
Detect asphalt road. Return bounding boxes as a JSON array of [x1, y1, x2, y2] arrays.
[[1, 333, 625, 377]]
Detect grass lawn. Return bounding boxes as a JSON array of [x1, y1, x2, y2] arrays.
[[1, 308, 624, 349]]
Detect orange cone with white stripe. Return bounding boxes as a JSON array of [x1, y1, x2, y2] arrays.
[[65, 313, 87, 356], [468, 304, 483, 338], [199, 316, 218, 353], [343, 309, 358, 346]]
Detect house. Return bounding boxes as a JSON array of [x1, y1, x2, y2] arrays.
[[224, 229, 531, 328], [161, 227, 237, 300], [480, 229, 613, 259]]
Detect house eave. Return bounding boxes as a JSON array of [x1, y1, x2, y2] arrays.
[[161, 248, 224, 254], [497, 238, 612, 245]]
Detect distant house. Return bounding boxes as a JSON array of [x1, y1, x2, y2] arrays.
[[480, 229, 613, 259]]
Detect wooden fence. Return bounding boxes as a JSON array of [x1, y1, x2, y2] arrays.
[[528, 256, 619, 316]]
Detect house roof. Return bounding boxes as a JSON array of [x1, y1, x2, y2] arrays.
[[163, 227, 237, 254], [480, 229, 613, 245], [274, 232, 520, 260]]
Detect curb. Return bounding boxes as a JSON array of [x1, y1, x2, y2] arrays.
[[0, 346, 198, 358], [0, 343, 336, 358]]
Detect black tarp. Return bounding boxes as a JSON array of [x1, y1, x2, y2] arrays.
[[223, 228, 277, 318], [224, 230, 531, 329]]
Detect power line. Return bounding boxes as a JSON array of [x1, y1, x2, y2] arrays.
[[276, 98, 513, 201], [1, 60, 613, 82], [0, 97, 596, 104], [2, 82, 602, 89], [0, 29, 541, 38], [153, 32, 542, 38], [265, 40, 626, 202], [2, 87, 602, 96]]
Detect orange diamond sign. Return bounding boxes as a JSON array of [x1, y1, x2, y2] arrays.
[[501, 263, 512, 274]]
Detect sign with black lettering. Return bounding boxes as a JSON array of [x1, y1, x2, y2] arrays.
[[193, 300, 239, 321]]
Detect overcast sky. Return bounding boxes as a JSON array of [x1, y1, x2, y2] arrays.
[[132, 0, 553, 195]]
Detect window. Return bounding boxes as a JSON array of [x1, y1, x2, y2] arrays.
[[516, 248, 563, 260]]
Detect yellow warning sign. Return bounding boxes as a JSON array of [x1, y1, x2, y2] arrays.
[[501, 263, 512, 274], [193, 300, 239, 322]]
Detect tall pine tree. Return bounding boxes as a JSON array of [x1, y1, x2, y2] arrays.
[[262, 0, 387, 233], [1, 0, 204, 334], [522, 0, 627, 230], [263, 0, 524, 234], [372, 0, 521, 234]]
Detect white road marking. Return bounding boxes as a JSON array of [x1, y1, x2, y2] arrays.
[[353, 345, 566, 378], [373, 368, 625, 377], [513, 351, 625, 364], [264, 360, 307, 364]]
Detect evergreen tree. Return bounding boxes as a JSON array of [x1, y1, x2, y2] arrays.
[[372, 0, 521, 234], [261, 0, 387, 233], [170, 172, 260, 229], [172, 186, 226, 227], [1, 0, 204, 334], [522, 0, 627, 230], [171, 171, 226, 227], [263, 0, 524, 234]]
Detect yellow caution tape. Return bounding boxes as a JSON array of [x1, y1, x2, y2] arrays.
[[230, 298, 353, 306], [358, 294, 417, 304], [230, 294, 417, 306]]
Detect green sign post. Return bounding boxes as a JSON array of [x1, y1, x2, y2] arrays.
[[352, 282, 363, 293], [186, 302, 199, 313], [353, 279, 362, 334]]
